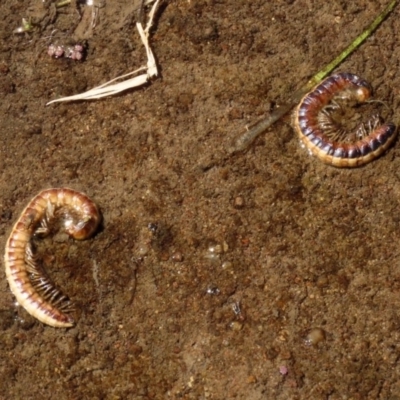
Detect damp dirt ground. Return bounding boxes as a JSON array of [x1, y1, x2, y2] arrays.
[[1, 0, 400, 399]]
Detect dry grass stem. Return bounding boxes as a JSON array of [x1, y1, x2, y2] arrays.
[[47, 0, 160, 105]]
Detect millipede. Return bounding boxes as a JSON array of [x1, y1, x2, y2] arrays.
[[4, 188, 101, 328], [294, 72, 397, 167]]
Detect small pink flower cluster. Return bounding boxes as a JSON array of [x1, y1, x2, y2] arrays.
[[48, 44, 85, 61]]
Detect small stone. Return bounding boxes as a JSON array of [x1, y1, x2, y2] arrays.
[[206, 285, 220, 295], [208, 241, 223, 254], [233, 196, 245, 208], [137, 245, 149, 256], [230, 321, 243, 331], [171, 251, 184, 262], [304, 328, 326, 346], [16, 310, 36, 330], [316, 275, 329, 288], [204, 241, 223, 262], [221, 261, 233, 269], [279, 365, 288, 375]]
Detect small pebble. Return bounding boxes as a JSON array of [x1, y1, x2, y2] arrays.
[[233, 196, 245, 208], [230, 321, 243, 331], [148, 222, 158, 233], [279, 365, 288, 375], [171, 251, 184, 262], [137, 245, 149, 256], [206, 285, 220, 295], [15, 312, 36, 330], [221, 261, 233, 269], [316, 275, 329, 288], [205, 241, 222, 261], [208, 241, 223, 254], [304, 328, 326, 346]]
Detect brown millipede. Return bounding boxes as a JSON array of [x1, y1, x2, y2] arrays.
[[294, 72, 397, 167], [4, 188, 101, 328]]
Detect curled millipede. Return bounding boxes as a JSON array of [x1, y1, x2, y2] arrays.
[[4, 188, 101, 328], [294, 72, 397, 167]]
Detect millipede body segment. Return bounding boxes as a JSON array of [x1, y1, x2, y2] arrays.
[[4, 188, 101, 328], [294, 72, 397, 167]]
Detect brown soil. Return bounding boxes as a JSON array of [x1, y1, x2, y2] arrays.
[[1, 0, 400, 399]]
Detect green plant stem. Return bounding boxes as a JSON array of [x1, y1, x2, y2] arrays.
[[230, 0, 398, 155]]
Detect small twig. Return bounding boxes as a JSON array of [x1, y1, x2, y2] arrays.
[[230, 0, 398, 155], [136, 0, 145, 25], [47, 0, 160, 105]]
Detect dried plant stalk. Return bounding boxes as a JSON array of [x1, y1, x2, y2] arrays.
[[47, 0, 160, 105]]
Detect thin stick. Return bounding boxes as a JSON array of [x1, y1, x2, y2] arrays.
[[308, 0, 397, 89], [47, 0, 160, 105], [230, 0, 398, 155]]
